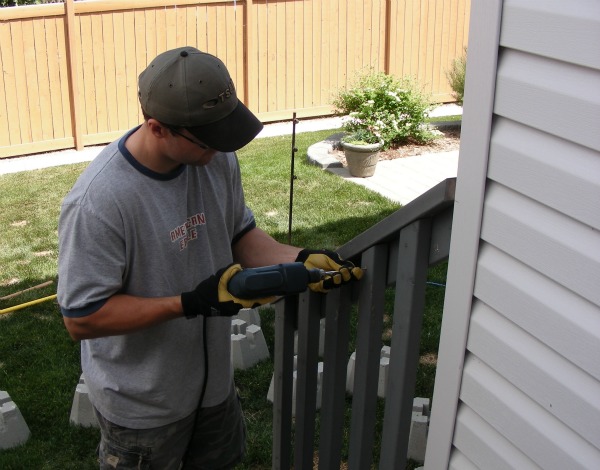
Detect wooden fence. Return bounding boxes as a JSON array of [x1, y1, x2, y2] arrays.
[[0, 0, 470, 158]]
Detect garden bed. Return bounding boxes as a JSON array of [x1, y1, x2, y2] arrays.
[[331, 126, 461, 166]]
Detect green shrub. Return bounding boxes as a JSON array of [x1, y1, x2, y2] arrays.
[[446, 48, 467, 105], [332, 70, 435, 149]]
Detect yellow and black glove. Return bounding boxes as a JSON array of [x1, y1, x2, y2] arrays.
[[295, 249, 363, 293], [181, 264, 276, 319]]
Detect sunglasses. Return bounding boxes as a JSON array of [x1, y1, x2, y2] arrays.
[[168, 127, 210, 150]]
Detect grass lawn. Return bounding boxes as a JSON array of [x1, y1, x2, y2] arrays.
[[0, 128, 446, 469]]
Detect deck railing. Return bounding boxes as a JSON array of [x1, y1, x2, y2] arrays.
[[271, 178, 456, 469]]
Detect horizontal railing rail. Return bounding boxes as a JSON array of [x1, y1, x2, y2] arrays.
[[272, 178, 456, 469]]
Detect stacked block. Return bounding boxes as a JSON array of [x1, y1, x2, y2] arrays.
[[69, 375, 99, 428], [233, 307, 261, 327], [378, 345, 391, 397], [267, 356, 324, 416], [231, 319, 270, 370], [346, 345, 391, 398], [0, 390, 30, 449], [345, 347, 430, 462], [408, 397, 430, 463]]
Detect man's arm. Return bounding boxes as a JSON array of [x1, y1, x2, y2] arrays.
[[232, 227, 301, 267], [63, 294, 183, 341], [233, 227, 363, 293], [63, 264, 272, 341], [63, 228, 348, 340], [63, 227, 285, 341]]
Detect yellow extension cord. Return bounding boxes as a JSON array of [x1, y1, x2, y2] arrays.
[[0, 294, 57, 315]]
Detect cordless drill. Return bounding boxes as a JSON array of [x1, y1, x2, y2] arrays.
[[227, 262, 334, 299]]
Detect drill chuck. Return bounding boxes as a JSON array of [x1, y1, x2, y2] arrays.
[[228, 262, 323, 299]]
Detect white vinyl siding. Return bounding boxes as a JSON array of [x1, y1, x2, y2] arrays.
[[425, 0, 600, 468], [467, 300, 600, 449], [481, 182, 600, 305], [475, 244, 600, 383], [494, 49, 600, 151], [460, 356, 600, 468], [488, 118, 600, 230], [453, 404, 541, 469]]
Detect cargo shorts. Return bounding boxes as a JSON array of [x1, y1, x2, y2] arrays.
[[95, 385, 246, 470]]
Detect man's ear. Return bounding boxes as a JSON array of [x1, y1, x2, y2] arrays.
[[147, 119, 168, 139]]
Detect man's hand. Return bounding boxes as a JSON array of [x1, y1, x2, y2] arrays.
[[181, 264, 276, 319], [295, 249, 363, 293]]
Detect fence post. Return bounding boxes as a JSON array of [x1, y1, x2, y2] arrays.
[[384, 0, 393, 74], [64, 0, 83, 150], [243, 0, 255, 111]]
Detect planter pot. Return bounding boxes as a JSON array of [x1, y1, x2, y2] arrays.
[[341, 140, 382, 177]]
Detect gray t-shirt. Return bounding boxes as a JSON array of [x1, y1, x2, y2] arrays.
[[57, 127, 255, 429]]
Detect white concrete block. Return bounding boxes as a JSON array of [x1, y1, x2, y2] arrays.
[[413, 396, 431, 416], [0, 390, 31, 449], [346, 351, 357, 394], [408, 397, 430, 463], [346, 346, 391, 398], [345, 347, 431, 462], [69, 375, 99, 428], [233, 308, 261, 327], [378, 346, 391, 398], [231, 319, 270, 370], [267, 356, 324, 416]]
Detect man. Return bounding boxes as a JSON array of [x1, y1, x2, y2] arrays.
[[57, 47, 361, 469]]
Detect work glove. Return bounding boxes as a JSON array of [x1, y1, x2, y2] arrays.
[[181, 264, 276, 319], [295, 249, 363, 293]]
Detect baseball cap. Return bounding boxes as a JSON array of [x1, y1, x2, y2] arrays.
[[138, 47, 263, 152]]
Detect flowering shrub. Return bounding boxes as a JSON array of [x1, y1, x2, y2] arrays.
[[333, 71, 435, 149]]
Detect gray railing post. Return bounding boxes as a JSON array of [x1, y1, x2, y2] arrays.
[[318, 285, 353, 468], [294, 290, 324, 469], [379, 218, 432, 469], [348, 244, 389, 470], [272, 296, 297, 469]]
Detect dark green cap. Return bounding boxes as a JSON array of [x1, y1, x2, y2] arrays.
[[138, 47, 263, 152]]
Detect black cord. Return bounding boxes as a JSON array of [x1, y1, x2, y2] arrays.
[[198, 314, 209, 410], [183, 315, 209, 465]]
